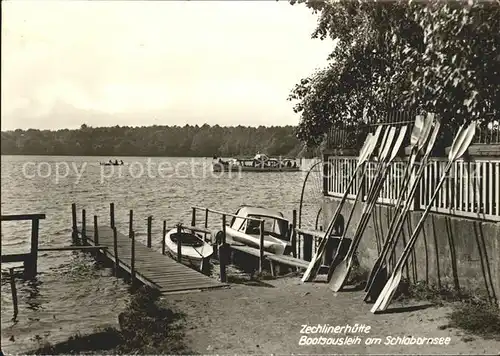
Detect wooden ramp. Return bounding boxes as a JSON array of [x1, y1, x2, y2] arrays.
[[80, 226, 227, 294]]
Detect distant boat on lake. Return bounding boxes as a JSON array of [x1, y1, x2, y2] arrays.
[[99, 159, 124, 166], [212, 153, 300, 172]]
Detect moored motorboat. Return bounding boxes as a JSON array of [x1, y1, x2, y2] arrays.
[[225, 206, 291, 255], [164, 227, 213, 271]]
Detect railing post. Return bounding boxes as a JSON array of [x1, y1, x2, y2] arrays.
[[9, 268, 18, 321], [26, 218, 39, 278], [204, 208, 209, 242], [176, 224, 182, 262], [191, 207, 196, 227], [129, 210, 133, 239], [219, 214, 227, 283], [110, 203, 115, 229], [147, 216, 152, 248], [81, 209, 87, 245], [113, 227, 119, 277], [411, 156, 421, 211], [162, 220, 167, 255], [94, 215, 99, 246], [131, 230, 136, 288], [292, 209, 297, 258], [259, 220, 265, 273], [322, 156, 329, 196], [71, 203, 78, 244]]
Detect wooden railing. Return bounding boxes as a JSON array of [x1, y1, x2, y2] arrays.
[[324, 156, 500, 221], [420, 158, 500, 220], [1, 214, 46, 278]]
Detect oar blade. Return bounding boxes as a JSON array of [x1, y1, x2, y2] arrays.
[[380, 127, 396, 161], [389, 125, 408, 162], [447, 123, 467, 160], [410, 115, 424, 147], [378, 272, 402, 311], [328, 258, 350, 292], [370, 275, 393, 313], [363, 265, 388, 302], [356, 133, 375, 168], [417, 114, 435, 151], [422, 116, 441, 157], [451, 121, 477, 161]]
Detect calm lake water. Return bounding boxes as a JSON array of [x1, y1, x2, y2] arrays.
[[0, 155, 321, 353]]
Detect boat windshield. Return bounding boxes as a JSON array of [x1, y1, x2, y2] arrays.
[[244, 214, 289, 239]]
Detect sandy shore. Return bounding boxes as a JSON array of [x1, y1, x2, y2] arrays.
[[162, 276, 500, 355]]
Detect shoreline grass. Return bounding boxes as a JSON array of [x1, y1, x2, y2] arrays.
[[28, 286, 191, 355], [394, 279, 500, 339]]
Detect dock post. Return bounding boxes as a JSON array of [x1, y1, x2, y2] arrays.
[[129, 210, 133, 239], [176, 224, 182, 262], [94, 215, 99, 246], [82, 209, 87, 245], [26, 217, 40, 278], [204, 208, 209, 242], [292, 209, 297, 258], [131, 230, 136, 288], [147, 216, 152, 248], [9, 268, 18, 321], [259, 220, 265, 273], [110, 203, 115, 229], [162, 220, 166, 255], [71, 203, 78, 244], [191, 207, 196, 227], [303, 233, 313, 262], [219, 215, 228, 283], [113, 227, 119, 276]]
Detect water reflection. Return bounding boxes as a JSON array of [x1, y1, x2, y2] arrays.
[[24, 278, 43, 312]]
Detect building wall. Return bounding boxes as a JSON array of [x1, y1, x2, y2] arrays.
[[322, 196, 500, 300]]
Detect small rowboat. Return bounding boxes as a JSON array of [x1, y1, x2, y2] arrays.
[[164, 228, 213, 271]]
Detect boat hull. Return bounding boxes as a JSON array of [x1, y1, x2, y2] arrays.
[[225, 227, 288, 255], [164, 229, 213, 271], [212, 163, 300, 173]]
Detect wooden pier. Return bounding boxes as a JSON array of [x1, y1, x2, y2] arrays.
[[79, 225, 227, 294], [1, 203, 335, 301]]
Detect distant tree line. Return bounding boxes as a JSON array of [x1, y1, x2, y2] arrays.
[[0, 124, 318, 157]]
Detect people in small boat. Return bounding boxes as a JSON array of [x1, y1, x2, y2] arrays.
[[293, 161, 297, 168], [114, 159, 119, 165], [120, 159, 124, 165]]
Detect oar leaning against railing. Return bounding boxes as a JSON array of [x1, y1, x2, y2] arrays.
[[371, 121, 477, 313], [301, 126, 383, 282]]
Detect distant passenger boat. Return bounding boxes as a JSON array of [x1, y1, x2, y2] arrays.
[[212, 153, 300, 172], [99, 160, 124, 166]]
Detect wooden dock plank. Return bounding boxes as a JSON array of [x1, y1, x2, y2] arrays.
[[266, 254, 310, 269], [79, 226, 226, 294]]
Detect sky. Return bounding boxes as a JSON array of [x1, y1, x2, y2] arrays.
[[1, 0, 334, 131]]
